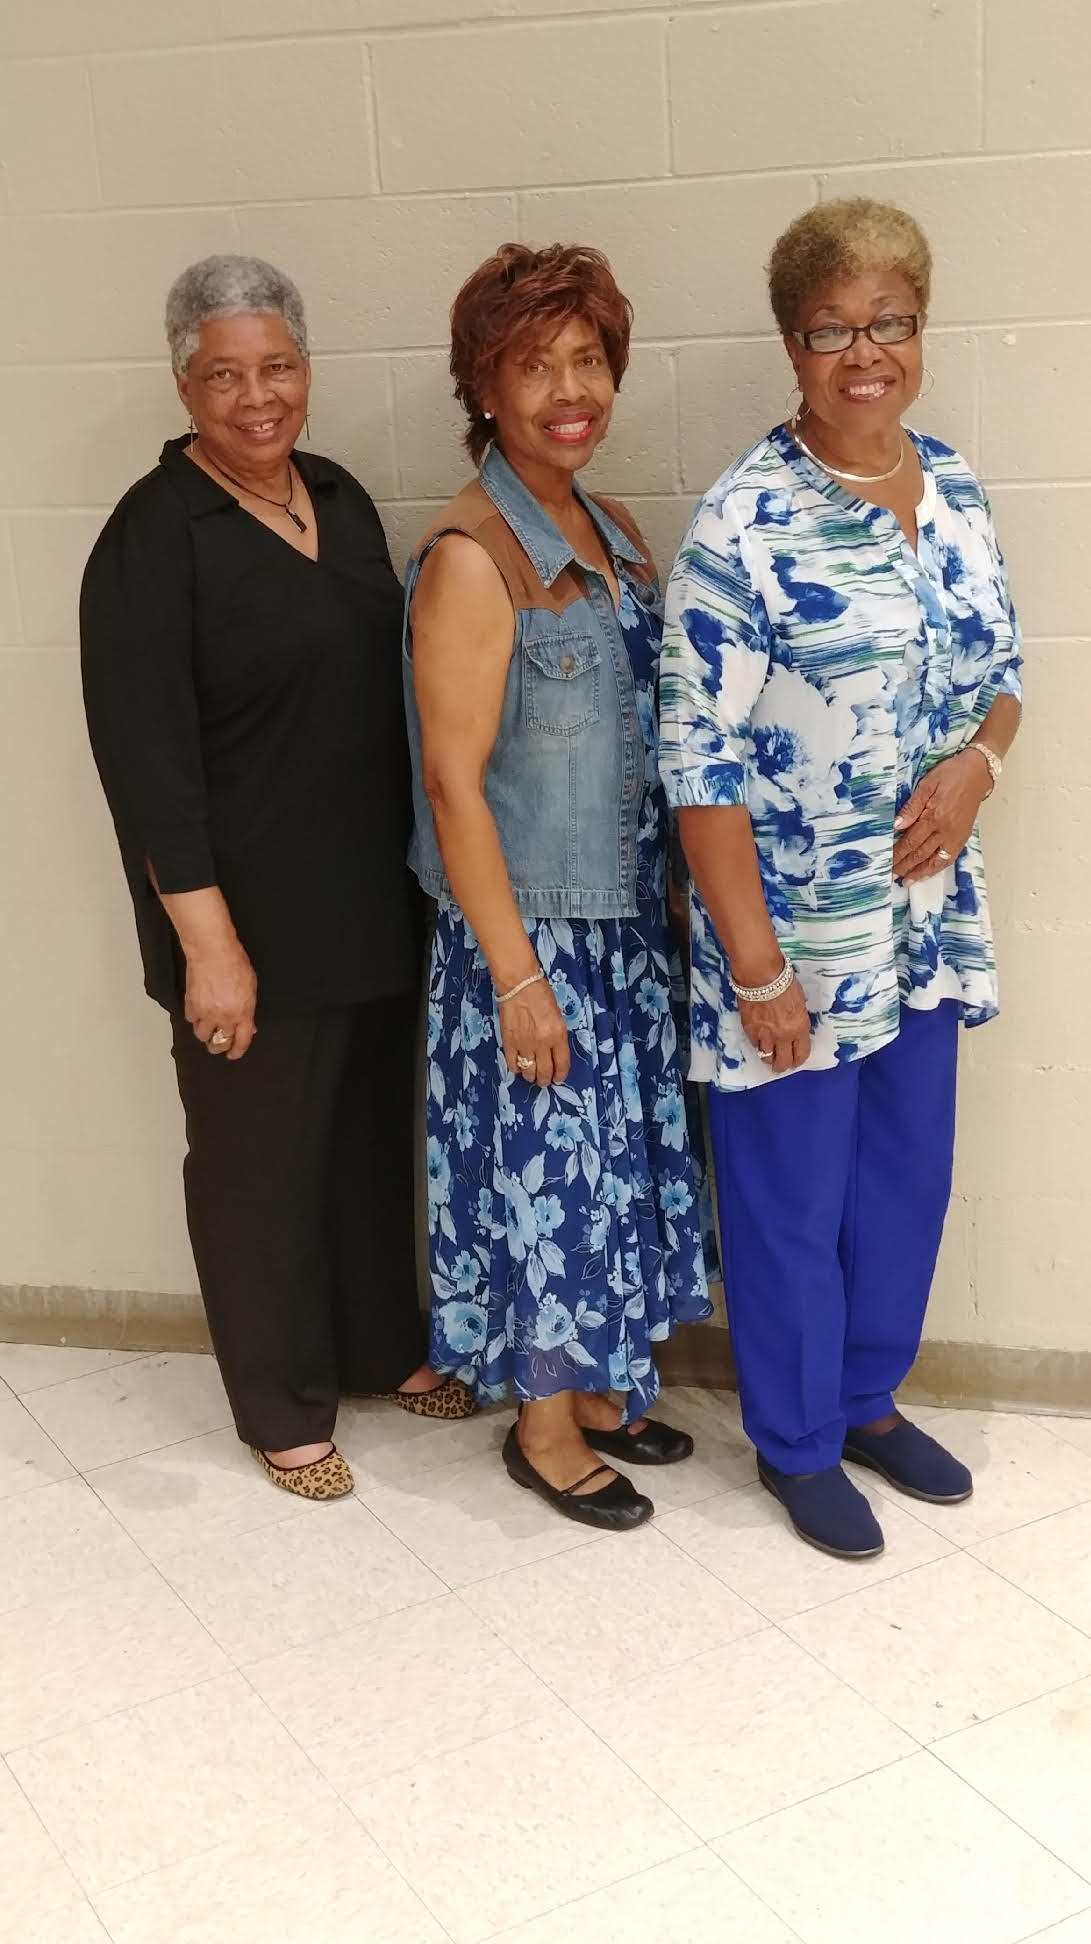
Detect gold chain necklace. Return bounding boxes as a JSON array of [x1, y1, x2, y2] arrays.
[[790, 412, 905, 485]]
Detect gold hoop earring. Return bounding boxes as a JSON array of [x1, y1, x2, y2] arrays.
[[919, 369, 935, 398]]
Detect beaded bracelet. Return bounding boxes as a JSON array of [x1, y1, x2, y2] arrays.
[[496, 969, 546, 1006], [728, 956, 796, 1004]]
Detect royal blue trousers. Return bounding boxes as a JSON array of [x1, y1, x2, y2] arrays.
[[708, 1003, 959, 1474]]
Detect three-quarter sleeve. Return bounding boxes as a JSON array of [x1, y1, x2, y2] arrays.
[[984, 507, 1024, 710], [658, 492, 772, 812], [80, 490, 216, 895]]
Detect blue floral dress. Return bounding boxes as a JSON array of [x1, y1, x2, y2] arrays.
[[425, 579, 715, 1419]]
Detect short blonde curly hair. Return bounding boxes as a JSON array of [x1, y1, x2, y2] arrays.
[[767, 198, 932, 333]]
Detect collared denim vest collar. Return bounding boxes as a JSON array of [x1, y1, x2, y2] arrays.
[[402, 446, 657, 921]]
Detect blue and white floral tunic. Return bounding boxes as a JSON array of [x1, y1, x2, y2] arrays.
[[659, 426, 1023, 1091], [426, 581, 714, 1415]]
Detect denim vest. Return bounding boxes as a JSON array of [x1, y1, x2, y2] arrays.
[[402, 446, 657, 920]]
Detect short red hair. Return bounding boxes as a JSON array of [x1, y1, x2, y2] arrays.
[[450, 243, 633, 465]]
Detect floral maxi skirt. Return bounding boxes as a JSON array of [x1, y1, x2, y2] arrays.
[[425, 904, 714, 1421]]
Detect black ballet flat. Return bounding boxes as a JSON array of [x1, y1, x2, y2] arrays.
[[584, 1417, 695, 1466], [501, 1426, 653, 1531]]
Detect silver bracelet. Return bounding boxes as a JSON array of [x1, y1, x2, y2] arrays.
[[496, 969, 546, 1006], [728, 955, 795, 1004], [963, 740, 1002, 798]]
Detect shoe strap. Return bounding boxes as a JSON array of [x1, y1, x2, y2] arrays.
[[561, 1464, 613, 1497]]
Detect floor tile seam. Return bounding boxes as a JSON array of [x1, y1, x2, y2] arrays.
[[772, 1619, 1091, 1761], [759, 1548, 961, 1626], [927, 1663, 1091, 1754], [697, 1731, 922, 1847], [714, 1745, 929, 1860], [298, 1686, 562, 1798], [2, 1352, 163, 1398], [155, 1542, 449, 1670], [771, 1563, 1091, 1749], [655, 1493, 960, 1624], [462, 1584, 775, 1723], [0, 1554, 227, 1676], [652, 1500, 779, 1604], [962, 1548, 1091, 1649], [1032, 1416, 1091, 1458], [32, 1472, 176, 1587], [227, 1652, 463, 1944], [966, 1486, 1091, 1556], [51, 1416, 239, 1477], [1, 1389, 79, 1478], [928, 1731, 1091, 1896], [1, 1659, 242, 1767], [475, 1840, 770, 1944], [0, 1747, 82, 1906], [1019, 1913, 1091, 1944], [239, 1585, 472, 1680], [762, 1605, 934, 1751]]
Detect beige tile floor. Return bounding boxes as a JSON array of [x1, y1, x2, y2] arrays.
[[0, 1343, 1090, 1944]]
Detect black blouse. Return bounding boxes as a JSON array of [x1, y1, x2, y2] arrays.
[[80, 437, 421, 1014]]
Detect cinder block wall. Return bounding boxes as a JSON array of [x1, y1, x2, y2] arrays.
[[0, 1, 1086, 1364]]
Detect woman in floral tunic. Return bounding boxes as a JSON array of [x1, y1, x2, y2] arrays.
[[660, 200, 1022, 1562], [404, 245, 713, 1532]]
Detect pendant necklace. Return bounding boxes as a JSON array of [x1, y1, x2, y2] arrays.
[[790, 411, 905, 485], [197, 444, 307, 531]]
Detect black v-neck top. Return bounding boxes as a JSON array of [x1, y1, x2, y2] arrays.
[[80, 437, 421, 1014]]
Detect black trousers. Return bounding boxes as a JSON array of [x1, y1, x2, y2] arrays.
[[171, 993, 428, 1449]]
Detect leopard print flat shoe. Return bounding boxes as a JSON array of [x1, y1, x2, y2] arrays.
[[380, 1376, 477, 1421], [250, 1446, 355, 1500]]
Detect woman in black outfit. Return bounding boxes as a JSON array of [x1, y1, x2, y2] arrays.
[[80, 254, 473, 1502]]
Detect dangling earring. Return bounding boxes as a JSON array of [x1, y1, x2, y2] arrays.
[[187, 413, 196, 448], [919, 369, 935, 398], [304, 413, 311, 441]]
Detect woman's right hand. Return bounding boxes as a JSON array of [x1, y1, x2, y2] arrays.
[[499, 978, 571, 1089], [185, 943, 258, 1061], [738, 977, 811, 1075]]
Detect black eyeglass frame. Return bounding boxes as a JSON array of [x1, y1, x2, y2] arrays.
[[790, 314, 922, 355]]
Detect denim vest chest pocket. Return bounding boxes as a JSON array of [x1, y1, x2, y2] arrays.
[[521, 614, 602, 736]]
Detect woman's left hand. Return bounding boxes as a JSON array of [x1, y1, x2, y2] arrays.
[[893, 751, 990, 884]]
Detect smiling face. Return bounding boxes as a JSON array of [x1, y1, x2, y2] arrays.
[[481, 315, 616, 481], [786, 268, 924, 445], [176, 312, 310, 476]]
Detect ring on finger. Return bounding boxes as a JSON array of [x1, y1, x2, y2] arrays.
[[209, 1028, 232, 1049], [515, 1054, 536, 1071], [757, 1049, 774, 1062], [936, 847, 952, 862]]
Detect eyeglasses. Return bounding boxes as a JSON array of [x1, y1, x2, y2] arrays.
[[791, 314, 921, 355]]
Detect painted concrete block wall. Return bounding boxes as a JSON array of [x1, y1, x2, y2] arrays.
[[0, 0, 1086, 1353]]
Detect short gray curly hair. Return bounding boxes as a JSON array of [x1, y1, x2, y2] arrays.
[[165, 254, 308, 375]]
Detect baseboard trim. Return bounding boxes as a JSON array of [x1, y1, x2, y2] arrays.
[[1, 1285, 1088, 1417], [655, 1323, 1091, 1416], [0, 1284, 211, 1355]]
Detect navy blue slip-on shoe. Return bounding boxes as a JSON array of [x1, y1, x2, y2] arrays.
[[843, 1417, 973, 1504], [757, 1455, 885, 1560]]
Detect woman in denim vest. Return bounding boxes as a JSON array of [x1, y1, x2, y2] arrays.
[[404, 245, 714, 1531]]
